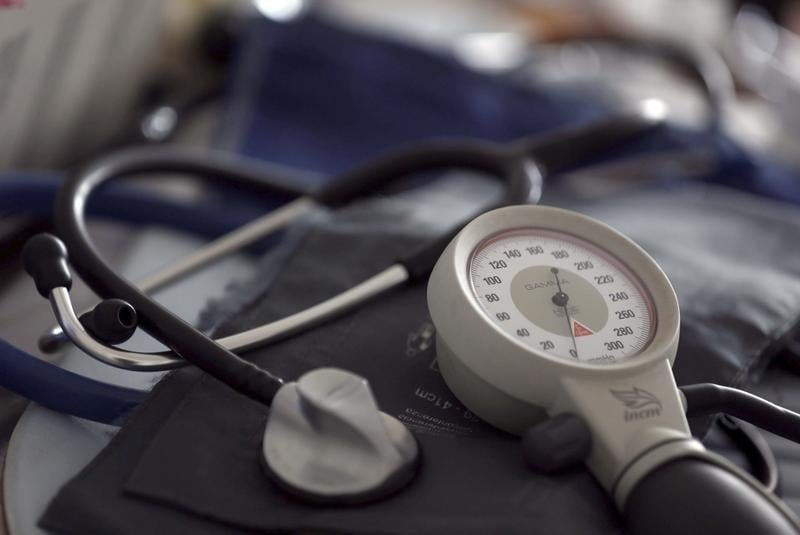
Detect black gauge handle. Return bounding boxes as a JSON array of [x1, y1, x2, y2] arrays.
[[624, 457, 800, 535]]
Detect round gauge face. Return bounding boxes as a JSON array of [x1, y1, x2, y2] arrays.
[[469, 228, 656, 365]]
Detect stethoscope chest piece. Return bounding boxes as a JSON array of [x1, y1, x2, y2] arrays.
[[261, 367, 420, 505]]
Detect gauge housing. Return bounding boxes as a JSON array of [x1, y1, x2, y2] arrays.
[[428, 205, 688, 499], [429, 205, 680, 423]]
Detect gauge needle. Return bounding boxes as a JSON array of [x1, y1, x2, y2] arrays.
[[550, 268, 579, 359]]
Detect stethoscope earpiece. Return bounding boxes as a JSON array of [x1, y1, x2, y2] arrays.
[[23, 233, 139, 347], [79, 299, 138, 346], [261, 368, 420, 505], [22, 233, 72, 298]]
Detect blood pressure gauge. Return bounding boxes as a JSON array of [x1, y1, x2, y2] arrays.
[[428, 205, 688, 506], [469, 228, 656, 365]]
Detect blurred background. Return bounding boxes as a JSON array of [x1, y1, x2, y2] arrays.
[[4, 0, 800, 169]]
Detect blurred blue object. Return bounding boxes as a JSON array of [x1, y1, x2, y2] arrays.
[[0, 173, 272, 239], [217, 16, 610, 179], [0, 337, 145, 425], [217, 15, 800, 206]]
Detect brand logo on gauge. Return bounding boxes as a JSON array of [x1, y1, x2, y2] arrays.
[[524, 279, 569, 290], [610, 387, 662, 422]]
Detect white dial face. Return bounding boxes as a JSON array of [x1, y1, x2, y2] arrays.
[[469, 228, 655, 365]]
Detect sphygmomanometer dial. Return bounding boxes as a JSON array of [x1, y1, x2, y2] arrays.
[[469, 228, 656, 365], [428, 205, 680, 435]]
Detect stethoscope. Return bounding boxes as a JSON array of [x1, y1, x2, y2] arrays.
[[16, 107, 800, 532], [27, 113, 660, 374], [12, 109, 655, 472], [0, 111, 660, 424], [0, 171, 288, 424]]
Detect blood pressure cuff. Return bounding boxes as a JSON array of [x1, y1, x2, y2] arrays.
[[576, 186, 800, 388], [40, 183, 800, 534]]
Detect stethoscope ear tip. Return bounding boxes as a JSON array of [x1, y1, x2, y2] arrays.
[[80, 299, 138, 346], [22, 233, 139, 348]]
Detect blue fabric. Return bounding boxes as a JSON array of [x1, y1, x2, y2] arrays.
[[219, 16, 800, 207], [0, 174, 269, 239], [219, 17, 607, 181], [0, 338, 146, 425]]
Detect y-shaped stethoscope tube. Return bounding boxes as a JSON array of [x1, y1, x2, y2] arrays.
[[39, 142, 534, 358], [27, 110, 662, 406]]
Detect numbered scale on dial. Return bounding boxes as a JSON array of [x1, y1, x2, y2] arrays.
[[469, 228, 656, 364]]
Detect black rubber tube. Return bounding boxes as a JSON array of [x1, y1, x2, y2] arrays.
[[513, 109, 666, 174], [64, 146, 314, 198], [314, 139, 532, 207], [363, 111, 663, 278], [718, 415, 780, 495], [682, 383, 800, 444], [625, 457, 799, 535]]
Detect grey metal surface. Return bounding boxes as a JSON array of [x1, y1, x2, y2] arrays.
[[217, 264, 409, 352], [50, 287, 183, 370], [48, 264, 409, 369]]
